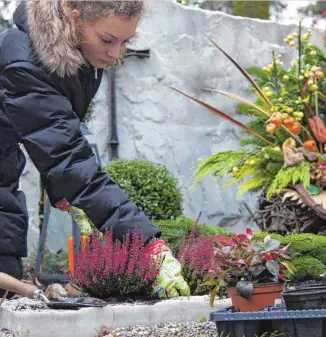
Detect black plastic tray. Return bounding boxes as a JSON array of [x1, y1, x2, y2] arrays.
[[210, 306, 326, 337]]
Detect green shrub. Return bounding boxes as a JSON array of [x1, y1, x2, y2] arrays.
[[153, 218, 188, 255], [289, 257, 326, 281], [154, 216, 231, 255], [102, 159, 183, 220], [178, 215, 232, 237]]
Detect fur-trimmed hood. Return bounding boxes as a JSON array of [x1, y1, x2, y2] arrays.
[[13, 0, 86, 77]]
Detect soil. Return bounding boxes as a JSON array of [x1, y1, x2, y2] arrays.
[[286, 279, 326, 289]]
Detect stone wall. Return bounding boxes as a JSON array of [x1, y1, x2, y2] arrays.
[[20, 0, 324, 253]]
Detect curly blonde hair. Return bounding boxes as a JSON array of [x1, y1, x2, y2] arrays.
[[61, 0, 144, 48], [66, 0, 145, 22]]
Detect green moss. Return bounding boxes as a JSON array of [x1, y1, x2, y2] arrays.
[[280, 234, 326, 264], [232, 0, 270, 20], [289, 257, 326, 281], [252, 232, 284, 243]]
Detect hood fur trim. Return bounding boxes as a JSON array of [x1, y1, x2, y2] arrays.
[[26, 0, 86, 77]]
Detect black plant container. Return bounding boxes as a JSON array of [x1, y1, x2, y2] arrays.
[[282, 286, 326, 310], [210, 305, 326, 337]]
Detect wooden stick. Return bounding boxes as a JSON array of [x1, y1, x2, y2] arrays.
[[68, 236, 75, 277], [81, 235, 88, 255]]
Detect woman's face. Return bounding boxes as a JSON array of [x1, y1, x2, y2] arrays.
[[78, 14, 139, 69]]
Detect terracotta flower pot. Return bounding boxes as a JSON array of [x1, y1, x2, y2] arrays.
[[228, 282, 285, 312]]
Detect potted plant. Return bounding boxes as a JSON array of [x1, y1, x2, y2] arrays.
[[204, 228, 294, 311], [172, 19, 326, 233]]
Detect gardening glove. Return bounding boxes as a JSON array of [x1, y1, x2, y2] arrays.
[[144, 239, 190, 299], [55, 199, 98, 237]]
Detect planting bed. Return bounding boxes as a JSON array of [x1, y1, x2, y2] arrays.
[[0, 295, 231, 337]]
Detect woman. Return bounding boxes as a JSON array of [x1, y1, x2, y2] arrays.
[[0, 0, 189, 299]]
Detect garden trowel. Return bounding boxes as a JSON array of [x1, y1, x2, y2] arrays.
[[0, 272, 106, 309]]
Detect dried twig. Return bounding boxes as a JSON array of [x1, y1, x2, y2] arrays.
[[253, 189, 326, 235]]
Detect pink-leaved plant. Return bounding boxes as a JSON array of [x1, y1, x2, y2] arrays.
[[72, 230, 160, 297]]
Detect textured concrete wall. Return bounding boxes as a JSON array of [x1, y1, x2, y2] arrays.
[[20, 0, 323, 253]]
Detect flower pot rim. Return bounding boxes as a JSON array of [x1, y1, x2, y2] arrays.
[[228, 282, 284, 289], [283, 286, 326, 297]]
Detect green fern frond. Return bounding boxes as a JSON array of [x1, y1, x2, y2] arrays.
[[246, 66, 270, 82], [266, 162, 283, 175], [266, 160, 311, 199], [264, 148, 284, 162], [237, 103, 261, 116], [224, 148, 283, 195], [231, 156, 265, 182], [240, 137, 266, 148], [239, 118, 273, 148], [247, 117, 269, 130], [193, 150, 254, 183], [236, 99, 269, 117], [237, 173, 270, 197]]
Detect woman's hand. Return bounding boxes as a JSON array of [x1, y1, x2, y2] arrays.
[[144, 239, 190, 298], [56, 202, 190, 298]]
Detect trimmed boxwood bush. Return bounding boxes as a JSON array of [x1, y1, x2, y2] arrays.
[[179, 215, 232, 237], [102, 159, 183, 220], [154, 215, 232, 255]]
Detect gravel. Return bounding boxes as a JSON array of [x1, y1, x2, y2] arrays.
[[96, 321, 217, 337], [0, 329, 14, 337], [1, 298, 48, 311]]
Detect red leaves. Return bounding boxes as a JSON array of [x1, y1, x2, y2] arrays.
[[203, 228, 292, 296], [73, 230, 160, 296], [178, 231, 216, 278], [308, 116, 326, 144], [246, 228, 253, 240], [215, 235, 233, 247]]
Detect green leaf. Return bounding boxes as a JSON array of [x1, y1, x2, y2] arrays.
[[249, 265, 266, 277], [250, 254, 263, 266], [266, 260, 280, 277], [281, 261, 295, 275], [246, 66, 269, 82], [236, 281, 253, 299], [266, 161, 311, 199], [252, 243, 263, 252], [280, 253, 291, 260], [308, 184, 323, 196], [265, 239, 281, 252], [193, 150, 254, 184], [202, 280, 218, 286], [209, 286, 219, 307], [219, 280, 228, 287]]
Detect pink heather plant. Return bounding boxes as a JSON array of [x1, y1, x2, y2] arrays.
[[72, 230, 160, 297], [177, 224, 216, 295]]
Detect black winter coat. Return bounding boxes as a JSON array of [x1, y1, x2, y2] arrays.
[[0, 1, 160, 257]]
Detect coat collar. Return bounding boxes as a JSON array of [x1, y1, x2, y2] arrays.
[[14, 0, 86, 77]]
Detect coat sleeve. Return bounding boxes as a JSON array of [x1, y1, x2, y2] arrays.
[[0, 61, 161, 242]]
